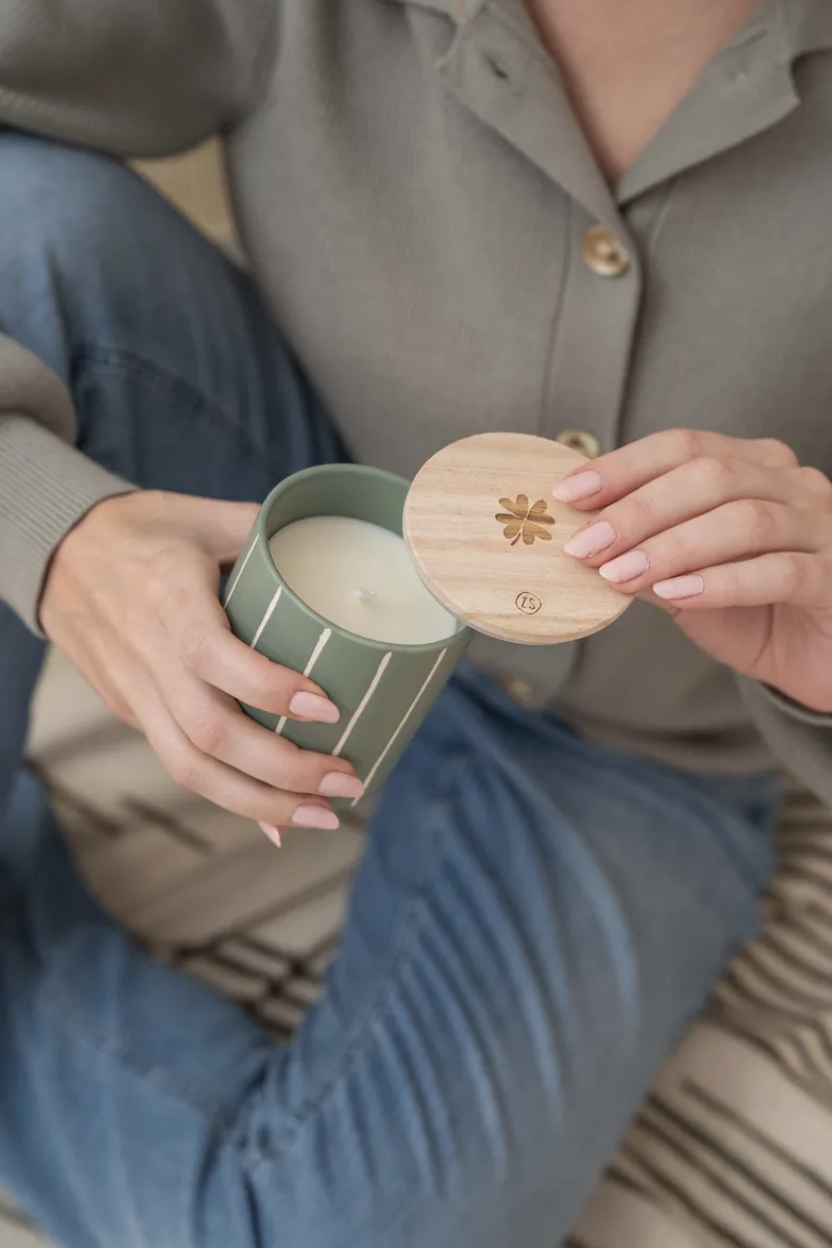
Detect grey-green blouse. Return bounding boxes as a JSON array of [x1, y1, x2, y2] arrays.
[[2, 0, 832, 800]]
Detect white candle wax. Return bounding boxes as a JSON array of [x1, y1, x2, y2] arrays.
[[268, 516, 458, 645]]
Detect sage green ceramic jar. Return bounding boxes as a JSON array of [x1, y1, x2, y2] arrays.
[[223, 464, 472, 806]]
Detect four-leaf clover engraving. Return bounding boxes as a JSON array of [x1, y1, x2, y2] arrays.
[[496, 495, 555, 546]]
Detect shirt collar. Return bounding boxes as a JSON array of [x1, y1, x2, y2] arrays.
[[616, 0, 832, 202], [381, 0, 462, 16], [383, 0, 832, 51], [617, 0, 797, 202], [386, 0, 832, 212], [783, 0, 832, 55]]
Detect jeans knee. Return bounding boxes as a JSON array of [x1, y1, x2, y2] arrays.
[[0, 131, 184, 367], [1, 130, 149, 262]]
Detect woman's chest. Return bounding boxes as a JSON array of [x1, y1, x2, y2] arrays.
[[228, 9, 832, 479], [522, 0, 763, 181]]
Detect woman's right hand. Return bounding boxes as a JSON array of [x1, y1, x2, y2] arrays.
[[39, 490, 364, 837]]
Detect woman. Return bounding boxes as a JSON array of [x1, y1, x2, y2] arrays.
[[1, 1, 831, 1245]]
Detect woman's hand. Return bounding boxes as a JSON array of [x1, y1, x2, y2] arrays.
[[40, 491, 364, 838], [553, 430, 832, 713]]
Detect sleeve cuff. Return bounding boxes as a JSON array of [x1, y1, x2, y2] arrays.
[[737, 674, 832, 811], [0, 414, 135, 634], [759, 682, 832, 729]]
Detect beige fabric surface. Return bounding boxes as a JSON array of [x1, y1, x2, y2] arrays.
[[136, 141, 232, 242]]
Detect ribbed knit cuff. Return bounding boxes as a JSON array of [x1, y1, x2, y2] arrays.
[[0, 414, 135, 634]]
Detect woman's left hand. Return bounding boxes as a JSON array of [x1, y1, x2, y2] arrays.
[[553, 429, 832, 713]]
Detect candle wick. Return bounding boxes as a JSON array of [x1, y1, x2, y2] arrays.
[[355, 588, 377, 603]]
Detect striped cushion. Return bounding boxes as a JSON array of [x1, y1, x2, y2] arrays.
[[574, 783, 832, 1248]]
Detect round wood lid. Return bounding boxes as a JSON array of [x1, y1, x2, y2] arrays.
[[403, 432, 631, 645]]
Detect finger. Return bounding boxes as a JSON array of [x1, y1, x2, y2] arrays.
[[174, 601, 340, 722], [553, 429, 800, 508], [142, 492, 260, 564], [159, 663, 363, 800], [594, 500, 830, 590], [142, 556, 341, 722], [650, 552, 832, 610], [77, 631, 348, 825], [258, 823, 284, 850], [196, 500, 261, 564], [128, 672, 343, 829], [562, 459, 827, 566]]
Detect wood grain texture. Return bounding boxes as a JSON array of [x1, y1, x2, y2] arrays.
[[404, 432, 631, 645]]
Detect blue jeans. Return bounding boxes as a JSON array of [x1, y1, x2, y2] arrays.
[[0, 134, 782, 1248]]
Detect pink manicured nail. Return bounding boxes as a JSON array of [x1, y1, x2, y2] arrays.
[[289, 691, 340, 723], [318, 772, 365, 800], [599, 549, 650, 583], [552, 471, 603, 503], [653, 574, 705, 600], [258, 822, 283, 849], [564, 521, 616, 558], [292, 804, 341, 831]]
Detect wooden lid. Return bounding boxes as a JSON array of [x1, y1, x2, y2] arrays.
[[404, 432, 630, 645]]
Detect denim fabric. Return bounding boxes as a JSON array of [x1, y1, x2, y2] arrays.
[[0, 134, 782, 1248]]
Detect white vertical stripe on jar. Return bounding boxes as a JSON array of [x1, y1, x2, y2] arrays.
[[250, 585, 283, 649], [275, 628, 333, 735], [223, 533, 260, 608], [355, 648, 448, 804], [332, 651, 393, 758]]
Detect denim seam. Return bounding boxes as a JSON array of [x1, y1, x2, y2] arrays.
[[71, 345, 287, 477], [253, 753, 471, 1166]]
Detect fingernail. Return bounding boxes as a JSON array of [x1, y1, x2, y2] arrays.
[[292, 804, 341, 831], [318, 772, 365, 800], [289, 692, 340, 724], [564, 520, 616, 558], [552, 471, 603, 503], [599, 549, 650, 583], [653, 574, 705, 600], [258, 822, 283, 849]]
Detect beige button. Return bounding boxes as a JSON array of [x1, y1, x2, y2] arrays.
[[501, 677, 544, 709], [582, 226, 631, 277], [555, 429, 602, 460]]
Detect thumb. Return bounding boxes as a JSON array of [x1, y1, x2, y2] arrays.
[[175, 496, 261, 563]]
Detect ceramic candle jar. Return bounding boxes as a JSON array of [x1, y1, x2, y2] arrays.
[[223, 464, 472, 806], [224, 433, 631, 810]]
